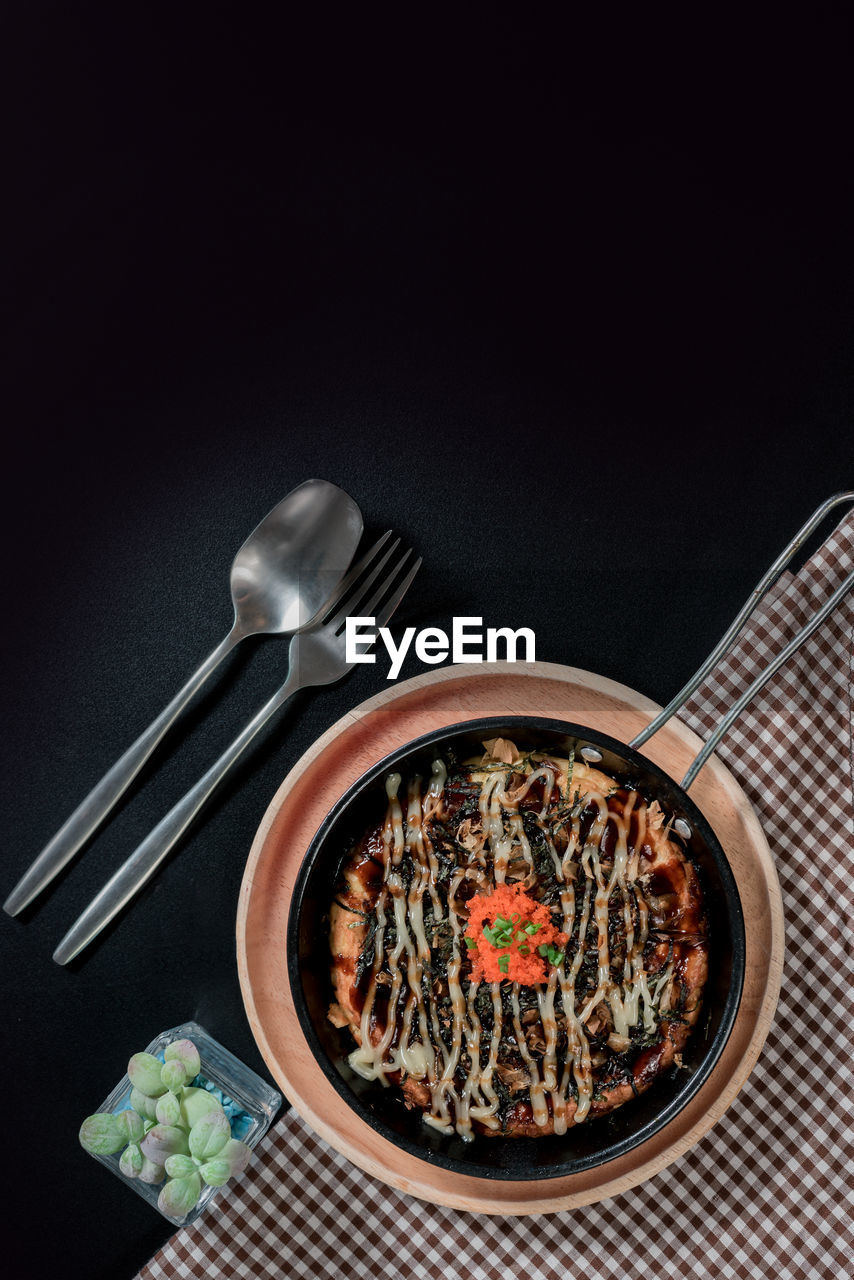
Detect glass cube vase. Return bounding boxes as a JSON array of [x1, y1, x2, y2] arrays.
[[82, 1021, 282, 1225]]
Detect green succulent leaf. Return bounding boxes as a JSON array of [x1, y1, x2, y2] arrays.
[[155, 1092, 182, 1127], [120, 1143, 144, 1179], [188, 1110, 231, 1161], [164, 1038, 201, 1081], [127, 1052, 168, 1098], [79, 1113, 126, 1156], [140, 1124, 190, 1164], [129, 1087, 159, 1120], [199, 1158, 231, 1187], [117, 1110, 145, 1144], [215, 1138, 252, 1176], [138, 1155, 166, 1185], [164, 1153, 198, 1179], [158, 1172, 202, 1219], [160, 1060, 188, 1092], [179, 1087, 224, 1131]]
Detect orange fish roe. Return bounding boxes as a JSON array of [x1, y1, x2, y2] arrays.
[[464, 882, 569, 986]]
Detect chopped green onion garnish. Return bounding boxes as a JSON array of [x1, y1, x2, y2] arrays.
[[485, 921, 514, 948], [515, 930, 527, 943], [518, 944, 530, 956], [537, 943, 549, 957], [524, 922, 540, 935], [464, 936, 477, 950], [497, 955, 510, 973]]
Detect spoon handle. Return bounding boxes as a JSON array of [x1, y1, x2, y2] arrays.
[[4, 630, 240, 916], [51, 667, 303, 964]]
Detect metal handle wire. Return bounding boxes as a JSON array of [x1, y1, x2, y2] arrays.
[[628, 491, 854, 788]]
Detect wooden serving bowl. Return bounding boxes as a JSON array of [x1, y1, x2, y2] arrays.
[[237, 663, 783, 1212]]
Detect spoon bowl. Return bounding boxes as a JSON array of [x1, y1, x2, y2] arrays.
[[230, 479, 364, 636]]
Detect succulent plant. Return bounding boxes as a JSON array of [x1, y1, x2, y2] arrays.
[[163, 1154, 197, 1179], [196, 1157, 232, 1188], [117, 1109, 145, 1144], [119, 1143, 144, 1178], [129, 1087, 159, 1121], [188, 1110, 232, 1161], [164, 1038, 201, 1080], [140, 1124, 190, 1165], [127, 1052, 168, 1098], [158, 1172, 202, 1219], [179, 1086, 224, 1131], [155, 1091, 182, 1127], [80, 1036, 254, 1221], [139, 1155, 166, 1185], [159, 1060, 187, 1091], [211, 1137, 252, 1178], [154, 1111, 250, 1215], [79, 1113, 126, 1156]]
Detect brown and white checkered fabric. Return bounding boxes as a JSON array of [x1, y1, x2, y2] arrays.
[[138, 513, 854, 1280]]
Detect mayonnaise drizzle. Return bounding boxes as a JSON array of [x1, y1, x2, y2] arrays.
[[347, 755, 675, 1139]]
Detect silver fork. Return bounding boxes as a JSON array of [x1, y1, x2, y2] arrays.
[[53, 532, 421, 964]]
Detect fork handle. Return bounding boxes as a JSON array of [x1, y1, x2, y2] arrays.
[[4, 628, 241, 917], [52, 666, 303, 964]]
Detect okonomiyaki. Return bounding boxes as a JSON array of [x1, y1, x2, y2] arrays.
[[328, 737, 708, 1140]]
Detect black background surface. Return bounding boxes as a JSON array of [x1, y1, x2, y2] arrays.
[[3, 7, 852, 1278]]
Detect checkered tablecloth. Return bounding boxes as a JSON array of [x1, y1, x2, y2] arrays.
[[138, 510, 854, 1280]]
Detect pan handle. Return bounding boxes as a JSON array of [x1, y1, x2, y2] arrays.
[[628, 491, 854, 786]]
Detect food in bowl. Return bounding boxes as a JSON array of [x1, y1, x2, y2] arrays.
[[328, 737, 709, 1141]]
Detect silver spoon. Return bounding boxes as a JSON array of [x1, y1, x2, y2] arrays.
[[4, 478, 363, 916]]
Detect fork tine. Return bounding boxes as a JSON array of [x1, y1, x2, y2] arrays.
[[317, 530, 394, 623], [373, 555, 422, 628], [354, 548, 413, 622], [326, 537, 402, 629]]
